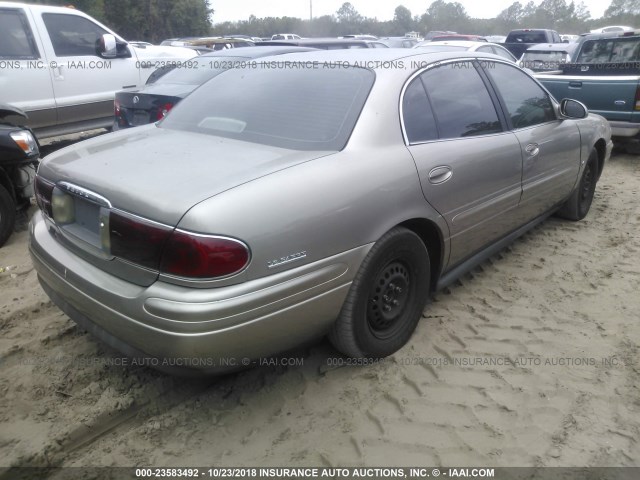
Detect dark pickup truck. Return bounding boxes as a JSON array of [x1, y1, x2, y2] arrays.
[[536, 30, 640, 151], [501, 29, 562, 59]]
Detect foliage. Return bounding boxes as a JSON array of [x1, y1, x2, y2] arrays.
[[22, 0, 212, 43], [212, 0, 622, 38], [18, 0, 637, 43], [602, 0, 640, 27]]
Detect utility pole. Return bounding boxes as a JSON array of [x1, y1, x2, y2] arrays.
[[310, 0, 312, 22]]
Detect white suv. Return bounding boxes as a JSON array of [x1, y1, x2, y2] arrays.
[[271, 34, 301, 40]]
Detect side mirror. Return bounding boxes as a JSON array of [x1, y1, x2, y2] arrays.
[[97, 34, 117, 58], [560, 98, 588, 119]]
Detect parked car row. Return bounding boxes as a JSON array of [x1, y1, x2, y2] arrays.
[[0, 1, 197, 139], [113, 46, 316, 129]]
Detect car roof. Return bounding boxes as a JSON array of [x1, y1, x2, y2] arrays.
[[578, 30, 640, 41], [260, 38, 371, 46], [508, 28, 555, 32], [251, 48, 511, 77], [418, 40, 489, 48], [198, 46, 317, 58], [431, 35, 487, 41]]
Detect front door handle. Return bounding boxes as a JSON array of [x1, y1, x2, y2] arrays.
[[525, 143, 539, 157], [428, 166, 453, 184]]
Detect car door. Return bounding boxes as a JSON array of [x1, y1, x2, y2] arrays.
[[0, 6, 56, 129], [33, 10, 140, 127], [481, 61, 581, 220], [402, 60, 524, 268]]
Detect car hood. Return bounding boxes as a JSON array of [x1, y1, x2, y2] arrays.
[[38, 125, 334, 226], [131, 44, 196, 60]]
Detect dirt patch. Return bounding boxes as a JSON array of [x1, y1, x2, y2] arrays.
[[1, 151, 639, 470]]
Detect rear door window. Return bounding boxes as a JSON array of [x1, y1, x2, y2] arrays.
[[402, 77, 438, 144], [419, 62, 502, 139]]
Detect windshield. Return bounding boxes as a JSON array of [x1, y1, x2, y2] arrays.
[[506, 32, 548, 43], [576, 38, 640, 63], [162, 63, 375, 151], [155, 56, 248, 85]]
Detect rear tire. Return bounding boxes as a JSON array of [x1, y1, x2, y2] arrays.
[[556, 149, 598, 221], [0, 184, 16, 248], [329, 227, 430, 358]]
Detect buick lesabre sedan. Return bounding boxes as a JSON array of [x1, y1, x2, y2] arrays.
[[30, 50, 612, 374]]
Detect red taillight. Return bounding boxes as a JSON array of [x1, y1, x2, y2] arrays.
[[109, 211, 172, 270], [160, 230, 250, 278], [34, 175, 54, 218], [108, 211, 249, 278], [156, 103, 173, 120], [114, 99, 121, 116]]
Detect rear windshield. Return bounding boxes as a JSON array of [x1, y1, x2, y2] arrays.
[[155, 56, 246, 85], [576, 38, 640, 63], [521, 51, 568, 70], [162, 63, 375, 151], [506, 32, 547, 43]]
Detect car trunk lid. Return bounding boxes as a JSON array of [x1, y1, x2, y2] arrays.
[[38, 125, 333, 227], [36, 125, 334, 285]]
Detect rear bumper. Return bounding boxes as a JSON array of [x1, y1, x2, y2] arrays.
[[609, 121, 640, 138], [29, 212, 368, 374]]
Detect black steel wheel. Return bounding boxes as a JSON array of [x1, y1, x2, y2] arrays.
[[329, 227, 430, 358], [556, 149, 598, 221]]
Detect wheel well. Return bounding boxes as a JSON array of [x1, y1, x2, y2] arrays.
[[399, 218, 443, 292], [0, 168, 16, 200], [593, 139, 606, 180]]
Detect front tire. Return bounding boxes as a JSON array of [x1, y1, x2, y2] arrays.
[[329, 227, 430, 358], [0, 184, 16, 248], [556, 149, 598, 221]]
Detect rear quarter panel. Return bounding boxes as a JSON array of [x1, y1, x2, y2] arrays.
[[175, 71, 448, 283]]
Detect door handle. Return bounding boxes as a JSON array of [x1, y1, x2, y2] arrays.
[[525, 143, 539, 157], [569, 81, 582, 88], [52, 64, 64, 80], [428, 166, 453, 184]]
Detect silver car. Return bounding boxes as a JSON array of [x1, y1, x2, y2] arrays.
[[30, 49, 613, 374], [413, 40, 518, 62]]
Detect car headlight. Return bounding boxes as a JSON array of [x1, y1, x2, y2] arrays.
[[9, 130, 38, 155]]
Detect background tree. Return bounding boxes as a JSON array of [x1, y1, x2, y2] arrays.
[[25, 0, 212, 43], [39, 0, 634, 42], [336, 2, 363, 24], [334, 2, 366, 35], [602, 0, 640, 27], [605, 0, 640, 16], [393, 5, 414, 34], [420, 0, 470, 34]]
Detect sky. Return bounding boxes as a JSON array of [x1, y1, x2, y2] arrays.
[[212, 0, 610, 24]]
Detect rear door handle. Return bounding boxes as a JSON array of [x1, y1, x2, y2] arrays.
[[569, 81, 582, 88], [525, 143, 540, 157], [428, 166, 453, 184]]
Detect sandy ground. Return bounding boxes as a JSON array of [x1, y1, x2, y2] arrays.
[[0, 147, 639, 472]]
